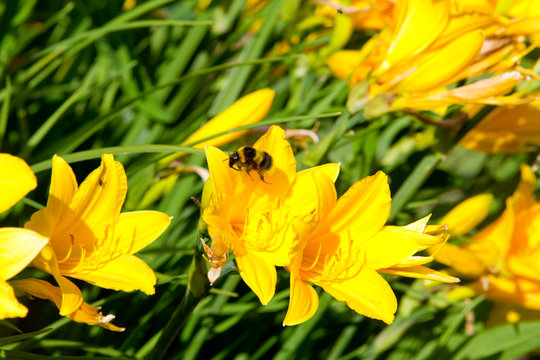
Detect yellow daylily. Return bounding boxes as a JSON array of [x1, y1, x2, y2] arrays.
[[460, 95, 540, 153], [283, 171, 458, 326], [327, 0, 537, 114], [436, 165, 540, 323], [201, 125, 340, 304], [24, 154, 171, 321], [201, 126, 457, 325], [0, 154, 49, 319]]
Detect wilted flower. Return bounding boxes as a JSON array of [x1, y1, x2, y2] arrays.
[[201, 126, 457, 325], [0, 154, 49, 319], [436, 165, 540, 324], [19, 154, 171, 330]]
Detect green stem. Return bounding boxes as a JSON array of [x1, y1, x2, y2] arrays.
[[146, 248, 210, 360]]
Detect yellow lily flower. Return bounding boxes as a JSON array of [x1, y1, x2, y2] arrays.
[[0, 153, 49, 319], [201, 125, 340, 304], [436, 165, 540, 323], [460, 95, 540, 153], [282, 171, 458, 326], [24, 154, 171, 319], [201, 126, 457, 325]]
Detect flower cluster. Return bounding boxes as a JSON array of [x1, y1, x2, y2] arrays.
[[436, 165, 540, 324], [327, 0, 539, 115], [201, 126, 457, 325], [1, 154, 170, 331]]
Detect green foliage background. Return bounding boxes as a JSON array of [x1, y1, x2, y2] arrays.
[[1, 0, 540, 359]]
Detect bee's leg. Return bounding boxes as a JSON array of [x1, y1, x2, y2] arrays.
[[258, 170, 271, 184]]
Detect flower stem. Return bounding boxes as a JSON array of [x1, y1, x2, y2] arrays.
[[146, 247, 209, 360]]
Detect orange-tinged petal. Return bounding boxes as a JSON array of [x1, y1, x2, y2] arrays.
[[441, 194, 494, 235], [432, 242, 486, 278], [378, 0, 450, 73], [234, 251, 276, 305], [0, 228, 48, 280], [0, 280, 27, 319], [13, 278, 125, 331], [34, 243, 83, 315], [380, 265, 459, 283], [113, 211, 171, 254], [392, 71, 528, 110], [329, 171, 391, 243], [399, 30, 485, 93], [470, 276, 540, 309], [364, 226, 442, 269], [283, 276, 319, 326], [322, 266, 396, 324], [70, 254, 157, 295], [509, 165, 537, 212], [0, 154, 36, 213], [181, 88, 275, 148], [460, 102, 540, 153]]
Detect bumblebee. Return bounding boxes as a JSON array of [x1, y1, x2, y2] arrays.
[[228, 146, 273, 183]]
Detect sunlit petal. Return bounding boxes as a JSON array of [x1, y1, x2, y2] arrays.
[[322, 266, 396, 324], [70, 254, 157, 295], [283, 276, 319, 326], [234, 251, 276, 305], [0, 228, 48, 280], [113, 211, 171, 254], [441, 194, 494, 235], [0, 280, 27, 319], [0, 154, 37, 213]]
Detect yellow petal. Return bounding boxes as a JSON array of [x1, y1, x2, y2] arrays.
[[287, 164, 339, 218], [205, 146, 236, 196], [378, 0, 450, 73], [363, 226, 442, 269], [69, 254, 157, 295], [12, 278, 125, 331], [282, 276, 319, 326], [0, 154, 36, 213], [46, 156, 78, 223], [327, 50, 367, 79], [70, 154, 126, 234], [181, 88, 275, 148], [399, 30, 485, 93], [0, 280, 27, 319], [441, 194, 494, 235], [113, 211, 171, 254], [510, 165, 537, 212], [234, 250, 276, 305], [35, 244, 84, 315], [253, 125, 297, 191], [322, 266, 397, 324], [380, 265, 460, 283], [460, 102, 540, 153], [432, 242, 486, 278], [470, 276, 540, 309], [329, 171, 391, 243], [0, 228, 48, 280]]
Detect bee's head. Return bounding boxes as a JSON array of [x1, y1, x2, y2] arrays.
[[228, 152, 240, 168]]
